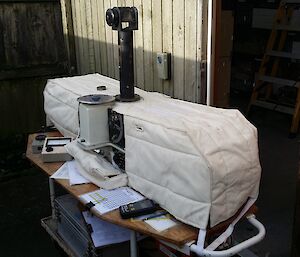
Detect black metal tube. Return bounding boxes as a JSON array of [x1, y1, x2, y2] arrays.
[[119, 30, 134, 100]]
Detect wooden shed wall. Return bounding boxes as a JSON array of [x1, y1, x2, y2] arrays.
[[61, 0, 206, 103], [0, 1, 68, 137], [0, 1, 68, 79]]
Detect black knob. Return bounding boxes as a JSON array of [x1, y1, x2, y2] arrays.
[[46, 146, 53, 152], [106, 8, 119, 27], [97, 85, 107, 91], [35, 134, 46, 141]]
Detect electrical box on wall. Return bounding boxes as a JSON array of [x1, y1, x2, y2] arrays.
[[156, 52, 171, 80]]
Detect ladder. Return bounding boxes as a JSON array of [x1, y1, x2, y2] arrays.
[[247, 0, 300, 135]]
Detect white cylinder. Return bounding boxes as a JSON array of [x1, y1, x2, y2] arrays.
[[78, 102, 113, 149]]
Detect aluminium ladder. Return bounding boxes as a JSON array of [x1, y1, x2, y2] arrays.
[[247, 0, 300, 135]]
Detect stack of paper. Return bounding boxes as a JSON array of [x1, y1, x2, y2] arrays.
[[67, 161, 90, 185], [80, 187, 145, 214], [82, 211, 131, 247], [50, 163, 69, 179], [144, 215, 177, 232], [50, 160, 91, 185]]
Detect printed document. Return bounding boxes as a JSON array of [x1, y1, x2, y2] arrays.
[[50, 163, 69, 179], [68, 160, 90, 185], [50, 160, 91, 185], [80, 187, 144, 214], [82, 211, 130, 247]]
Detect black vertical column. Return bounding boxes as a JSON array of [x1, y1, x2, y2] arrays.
[[106, 6, 140, 102], [117, 30, 140, 102], [119, 31, 135, 100]]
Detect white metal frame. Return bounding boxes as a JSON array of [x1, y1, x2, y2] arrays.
[[48, 179, 265, 257], [190, 215, 265, 257]]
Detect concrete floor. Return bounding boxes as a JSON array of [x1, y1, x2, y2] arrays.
[[0, 169, 62, 257], [0, 92, 299, 257], [231, 92, 299, 257]]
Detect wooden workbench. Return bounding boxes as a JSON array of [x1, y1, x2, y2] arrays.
[[26, 132, 256, 247]]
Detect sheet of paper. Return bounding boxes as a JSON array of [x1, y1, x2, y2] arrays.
[[82, 211, 130, 247], [144, 215, 178, 232], [50, 162, 69, 179], [80, 187, 144, 214], [68, 160, 90, 185]]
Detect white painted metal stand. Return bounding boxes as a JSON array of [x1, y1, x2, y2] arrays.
[[49, 178, 56, 220], [47, 180, 264, 257], [130, 230, 138, 257], [190, 215, 265, 257]]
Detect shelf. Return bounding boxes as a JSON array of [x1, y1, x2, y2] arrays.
[[276, 24, 300, 32], [41, 216, 79, 257], [252, 100, 295, 115], [257, 75, 298, 87], [266, 50, 300, 59]]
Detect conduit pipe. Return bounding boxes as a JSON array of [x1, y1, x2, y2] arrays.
[[206, 0, 215, 106]]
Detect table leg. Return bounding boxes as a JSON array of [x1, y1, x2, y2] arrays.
[[49, 178, 56, 220], [130, 230, 138, 257]]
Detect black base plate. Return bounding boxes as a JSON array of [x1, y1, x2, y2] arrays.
[[115, 94, 141, 102]]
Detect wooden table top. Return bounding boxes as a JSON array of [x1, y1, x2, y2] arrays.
[[26, 132, 256, 246]]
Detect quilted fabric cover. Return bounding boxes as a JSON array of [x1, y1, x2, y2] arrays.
[[44, 73, 261, 229]]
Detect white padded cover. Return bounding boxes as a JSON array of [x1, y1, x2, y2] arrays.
[[44, 74, 261, 229], [65, 140, 128, 190]]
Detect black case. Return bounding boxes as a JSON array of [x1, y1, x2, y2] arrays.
[[55, 194, 130, 257], [119, 199, 157, 219]]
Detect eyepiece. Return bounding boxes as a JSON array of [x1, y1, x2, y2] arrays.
[[106, 8, 119, 27]]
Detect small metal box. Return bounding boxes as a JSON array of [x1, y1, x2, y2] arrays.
[[32, 134, 46, 154], [41, 137, 73, 163], [55, 194, 91, 257], [156, 52, 171, 80]]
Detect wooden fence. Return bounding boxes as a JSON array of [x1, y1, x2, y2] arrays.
[[0, 0, 68, 136], [0, 0, 68, 79], [61, 0, 207, 103]]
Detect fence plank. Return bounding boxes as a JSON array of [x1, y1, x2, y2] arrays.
[[173, 0, 185, 99], [152, 0, 163, 93], [196, 0, 204, 103], [143, 0, 153, 91], [90, 0, 101, 73], [162, 0, 173, 96], [79, 0, 89, 74], [111, 0, 119, 80], [71, 0, 81, 73], [96, 0, 108, 75], [184, 0, 197, 102], [103, 0, 115, 78], [86, 0, 95, 73], [133, 0, 144, 89]]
